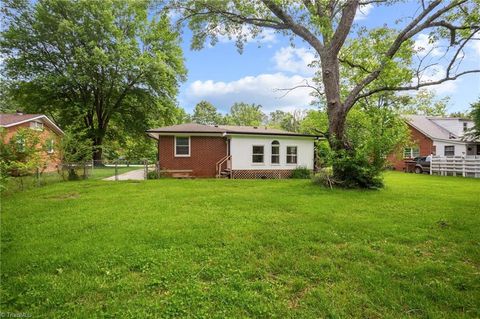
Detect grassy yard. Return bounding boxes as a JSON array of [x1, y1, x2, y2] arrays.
[[1, 172, 479, 318], [2, 166, 140, 195]]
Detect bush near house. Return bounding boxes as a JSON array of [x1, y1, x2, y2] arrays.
[[1, 172, 479, 318]]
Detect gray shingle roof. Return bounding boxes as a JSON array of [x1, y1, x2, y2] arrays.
[[0, 113, 43, 126], [404, 115, 453, 140], [147, 123, 318, 137]]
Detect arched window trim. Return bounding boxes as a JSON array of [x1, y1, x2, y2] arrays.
[[271, 140, 280, 164]]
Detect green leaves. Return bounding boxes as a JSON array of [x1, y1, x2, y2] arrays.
[[1, 0, 187, 158]]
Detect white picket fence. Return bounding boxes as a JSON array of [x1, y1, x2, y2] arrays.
[[430, 155, 480, 178]]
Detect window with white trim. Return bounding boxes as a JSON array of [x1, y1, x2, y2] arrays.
[[175, 136, 190, 156], [30, 121, 44, 130], [271, 140, 279, 164], [463, 122, 468, 132], [252, 145, 264, 163], [444, 145, 455, 156], [46, 139, 54, 154], [286, 146, 297, 164], [403, 147, 420, 158]]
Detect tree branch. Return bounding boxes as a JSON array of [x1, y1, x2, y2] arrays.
[[342, 0, 472, 112]]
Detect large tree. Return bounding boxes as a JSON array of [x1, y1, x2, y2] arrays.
[[225, 102, 266, 126], [191, 100, 223, 125], [171, 0, 480, 185], [1, 0, 186, 161]]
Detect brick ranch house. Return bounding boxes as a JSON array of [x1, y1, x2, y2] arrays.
[[388, 115, 480, 171], [0, 113, 64, 172], [146, 123, 319, 178]]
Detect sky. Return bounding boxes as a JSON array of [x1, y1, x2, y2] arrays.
[[175, 2, 480, 115]]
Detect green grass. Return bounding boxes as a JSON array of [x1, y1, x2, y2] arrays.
[[1, 172, 479, 318], [2, 166, 140, 195]]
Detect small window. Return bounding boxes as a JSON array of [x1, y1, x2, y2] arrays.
[[16, 136, 25, 152], [271, 140, 279, 164], [175, 136, 190, 156], [46, 139, 54, 153], [30, 121, 44, 130], [463, 122, 468, 132], [444, 145, 455, 156], [286, 146, 297, 164], [403, 147, 419, 158], [252, 145, 264, 163]]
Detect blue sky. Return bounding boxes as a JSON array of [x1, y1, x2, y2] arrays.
[[176, 2, 480, 115]]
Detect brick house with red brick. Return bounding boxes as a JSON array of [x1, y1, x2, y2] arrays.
[[1, 113, 64, 172], [147, 123, 319, 178], [388, 115, 480, 171]]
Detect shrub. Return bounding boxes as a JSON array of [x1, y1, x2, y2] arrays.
[[291, 166, 311, 179], [312, 167, 335, 188], [332, 150, 383, 189], [147, 170, 167, 179]]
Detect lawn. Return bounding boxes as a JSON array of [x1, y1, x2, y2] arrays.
[[1, 172, 479, 318]]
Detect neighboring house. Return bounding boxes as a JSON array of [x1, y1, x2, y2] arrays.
[[0, 113, 64, 172], [146, 123, 318, 178], [388, 115, 480, 171]]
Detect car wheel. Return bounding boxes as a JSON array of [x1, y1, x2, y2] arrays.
[[415, 167, 423, 174]]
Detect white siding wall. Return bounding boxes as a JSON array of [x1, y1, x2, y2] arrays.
[[433, 140, 467, 156], [230, 135, 315, 170], [431, 119, 474, 137]]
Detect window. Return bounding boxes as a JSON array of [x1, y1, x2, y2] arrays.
[[175, 136, 190, 156], [286, 146, 297, 164], [30, 121, 44, 130], [271, 140, 280, 164], [403, 147, 420, 158], [46, 139, 54, 154], [16, 136, 25, 152], [463, 122, 468, 132], [252, 145, 264, 163], [444, 145, 455, 156]]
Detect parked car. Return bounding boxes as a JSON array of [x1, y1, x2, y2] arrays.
[[413, 156, 431, 174]]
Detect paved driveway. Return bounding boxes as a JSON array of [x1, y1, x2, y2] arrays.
[[103, 169, 145, 181]]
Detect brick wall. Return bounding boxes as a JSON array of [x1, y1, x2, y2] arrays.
[[2, 122, 62, 172], [388, 123, 434, 171], [158, 136, 227, 177]]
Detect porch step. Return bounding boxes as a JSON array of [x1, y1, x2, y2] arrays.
[[219, 169, 232, 178]]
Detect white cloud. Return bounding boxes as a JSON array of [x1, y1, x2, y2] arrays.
[[416, 65, 458, 94], [470, 39, 480, 56], [355, 3, 373, 21], [272, 47, 317, 75], [186, 73, 316, 112], [414, 33, 443, 57]]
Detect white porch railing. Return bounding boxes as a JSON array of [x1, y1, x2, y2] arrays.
[[431, 155, 480, 178]]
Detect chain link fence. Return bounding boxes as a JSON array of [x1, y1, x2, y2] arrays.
[[2, 159, 155, 195]]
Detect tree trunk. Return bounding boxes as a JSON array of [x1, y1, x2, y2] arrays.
[[320, 52, 349, 152], [92, 135, 104, 166]]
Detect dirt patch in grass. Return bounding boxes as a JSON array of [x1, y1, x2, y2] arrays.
[[46, 192, 80, 200]]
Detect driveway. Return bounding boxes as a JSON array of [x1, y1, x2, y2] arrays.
[[103, 169, 145, 181]]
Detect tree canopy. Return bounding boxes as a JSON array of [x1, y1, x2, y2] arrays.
[[192, 100, 223, 125], [1, 0, 187, 160], [171, 0, 480, 187], [225, 102, 266, 126]]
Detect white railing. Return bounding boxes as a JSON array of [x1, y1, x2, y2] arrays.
[[431, 155, 480, 178]]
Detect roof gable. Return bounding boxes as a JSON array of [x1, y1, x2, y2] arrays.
[[0, 113, 64, 135], [404, 114, 475, 142]]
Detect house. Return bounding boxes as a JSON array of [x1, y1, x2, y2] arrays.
[[146, 123, 318, 178], [388, 115, 480, 171], [0, 113, 64, 172]]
